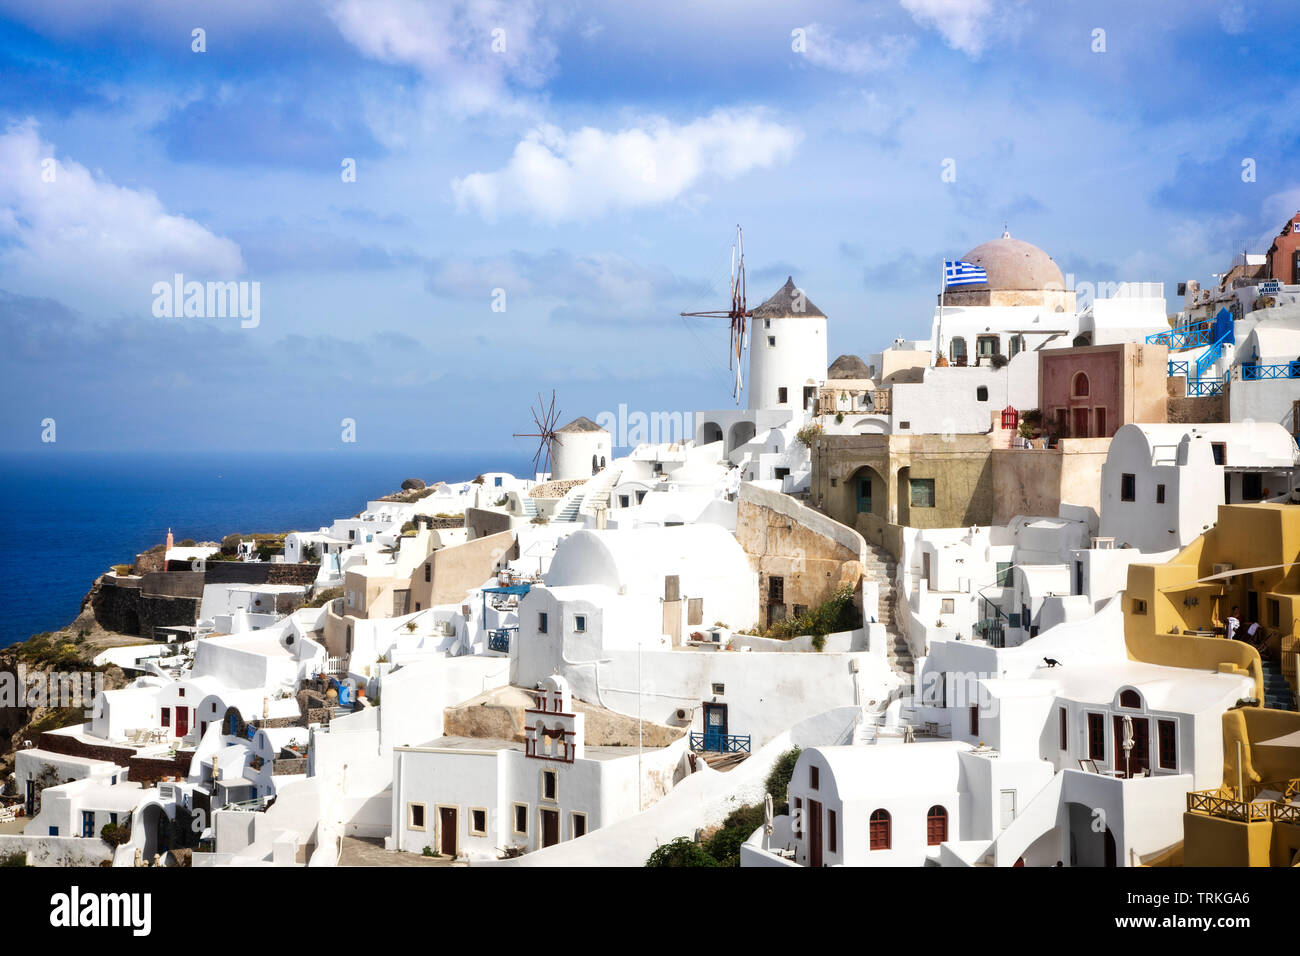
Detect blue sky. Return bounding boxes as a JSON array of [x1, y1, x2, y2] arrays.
[[1, 0, 1297, 455]]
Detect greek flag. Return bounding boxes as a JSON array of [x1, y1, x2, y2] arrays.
[[944, 260, 988, 287]]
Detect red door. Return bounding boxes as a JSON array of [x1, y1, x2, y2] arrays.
[[1113, 716, 1150, 778], [808, 799, 823, 867], [175, 707, 189, 738]]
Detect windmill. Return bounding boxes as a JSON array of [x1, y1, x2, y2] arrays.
[[681, 224, 751, 403], [514, 390, 562, 479]]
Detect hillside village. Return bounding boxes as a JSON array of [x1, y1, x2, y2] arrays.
[[3, 216, 1300, 869]]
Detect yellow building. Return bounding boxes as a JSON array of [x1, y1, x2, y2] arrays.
[[1123, 502, 1300, 866]]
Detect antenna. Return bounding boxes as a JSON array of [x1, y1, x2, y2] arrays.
[[681, 224, 751, 403], [513, 390, 561, 479]]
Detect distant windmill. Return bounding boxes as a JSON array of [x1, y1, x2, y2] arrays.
[[681, 224, 751, 403], [514, 390, 562, 479]]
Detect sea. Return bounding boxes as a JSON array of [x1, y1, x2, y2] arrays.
[[0, 450, 521, 648]]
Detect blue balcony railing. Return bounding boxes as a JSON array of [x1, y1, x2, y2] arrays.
[[1188, 378, 1225, 397], [689, 732, 752, 754], [1147, 321, 1212, 351], [1241, 362, 1300, 381], [487, 627, 514, 653]]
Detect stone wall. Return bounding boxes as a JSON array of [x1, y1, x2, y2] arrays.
[[201, 562, 319, 586], [90, 577, 200, 637], [1167, 376, 1228, 424], [736, 483, 866, 627], [990, 438, 1110, 526]]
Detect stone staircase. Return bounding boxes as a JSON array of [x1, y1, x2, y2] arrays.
[[1263, 658, 1296, 710], [555, 492, 586, 523], [861, 542, 912, 676], [579, 464, 624, 519]]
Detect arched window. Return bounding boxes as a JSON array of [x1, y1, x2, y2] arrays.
[[1072, 372, 1090, 398], [869, 809, 891, 850], [592, 454, 598, 475], [926, 805, 948, 846], [600, 456, 606, 469], [1119, 689, 1142, 709]]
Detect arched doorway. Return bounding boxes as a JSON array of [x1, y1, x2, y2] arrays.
[[699, 421, 723, 445], [727, 421, 756, 455], [895, 466, 911, 526], [1066, 802, 1117, 867], [847, 465, 886, 523]]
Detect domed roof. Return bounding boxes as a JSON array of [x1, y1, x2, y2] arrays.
[[959, 233, 1064, 292], [828, 354, 871, 379]]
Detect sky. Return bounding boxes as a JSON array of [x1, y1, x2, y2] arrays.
[[0, 0, 1297, 455]]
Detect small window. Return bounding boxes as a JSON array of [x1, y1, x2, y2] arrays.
[[1267, 598, 1280, 628], [827, 808, 837, 854], [574, 615, 587, 633], [572, 813, 588, 839], [764, 318, 771, 329], [408, 803, 426, 830], [995, 562, 1013, 587], [810, 765, 819, 790], [869, 809, 891, 850], [1072, 372, 1090, 397], [1157, 719, 1177, 770], [538, 612, 548, 634], [1155, 484, 1165, 504], [940, 598, 955, 614], [618, 495, 629, 508], [1132, 598, 1147, 615], [970, 705, 979, 736], [1211, 442, 1226, 465], [513, 804, 528, 835], [1120, 473, 1136, 502], [470, 809, 488, 836], [1119, 689, 1141, 709], [425, 563, 431, 582], [778, 386, 788, 403], [161, 707, 171, 727], [976, 386, 989, 401], [542, 770, 557, 801], [910, 478, 936, 508], [178, 688, 185, 698], [1059, 707, 1068, 751], [711, 682, 725, 695], [768, 336, 776, 348], [494, 476, 503, 487]]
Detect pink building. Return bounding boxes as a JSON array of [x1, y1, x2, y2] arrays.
[[1038, 343, 1168, 440]]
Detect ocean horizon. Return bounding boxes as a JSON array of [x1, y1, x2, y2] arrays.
[[0, 449, 523, 647]]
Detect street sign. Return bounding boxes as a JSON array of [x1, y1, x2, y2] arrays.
[[1258, 280, 1281, 296]]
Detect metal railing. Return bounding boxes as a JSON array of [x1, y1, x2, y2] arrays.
[[487, 627, 514, 654], [1187, 378, 1225, 397], [1241, 362, 1300, 381], [689, 732, 752, 754], [1147, 321, 1213, 351]]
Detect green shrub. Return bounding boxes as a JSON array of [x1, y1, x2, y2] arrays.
[[645, 837, 718, 867], [795, 422, 824, 447], [100, 821, 132, 847], [764, 584, 859, 650], [304, 587, 343, 609], [704, 804, 766, 867], [764, 747, 802, 815]]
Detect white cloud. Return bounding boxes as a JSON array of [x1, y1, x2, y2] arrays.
[[326, 0, 558, 116], [0, 120, 244, 288], [798, 22, 915, 75], [899, 0, 1005, 58], [451, 110, 800, 221]]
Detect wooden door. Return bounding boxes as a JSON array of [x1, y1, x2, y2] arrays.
[[175, 706, 189, 738], [1113, 716, 1150, 777], [540, 808, 560, 848], [808, 799, 823, 867], [662, 599, 682, 646], [439, 807, 457, 857], [1072, 406, 1090, 438]]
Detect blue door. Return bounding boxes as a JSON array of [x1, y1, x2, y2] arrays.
[[856, 477, 872, 514], [702, 704, 728, 752], [82, 811, 94, 838]]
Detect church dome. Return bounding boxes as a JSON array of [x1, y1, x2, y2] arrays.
[[959, 233, 1064, 292]]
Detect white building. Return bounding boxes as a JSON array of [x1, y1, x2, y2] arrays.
[[551, 417, 612, 481], [1099, 423, 1299, 551]]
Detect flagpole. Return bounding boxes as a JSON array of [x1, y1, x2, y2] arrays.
[[937, 260, 944, 366]]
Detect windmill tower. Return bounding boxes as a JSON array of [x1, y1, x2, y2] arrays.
[[514, 391, 561, 481]]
